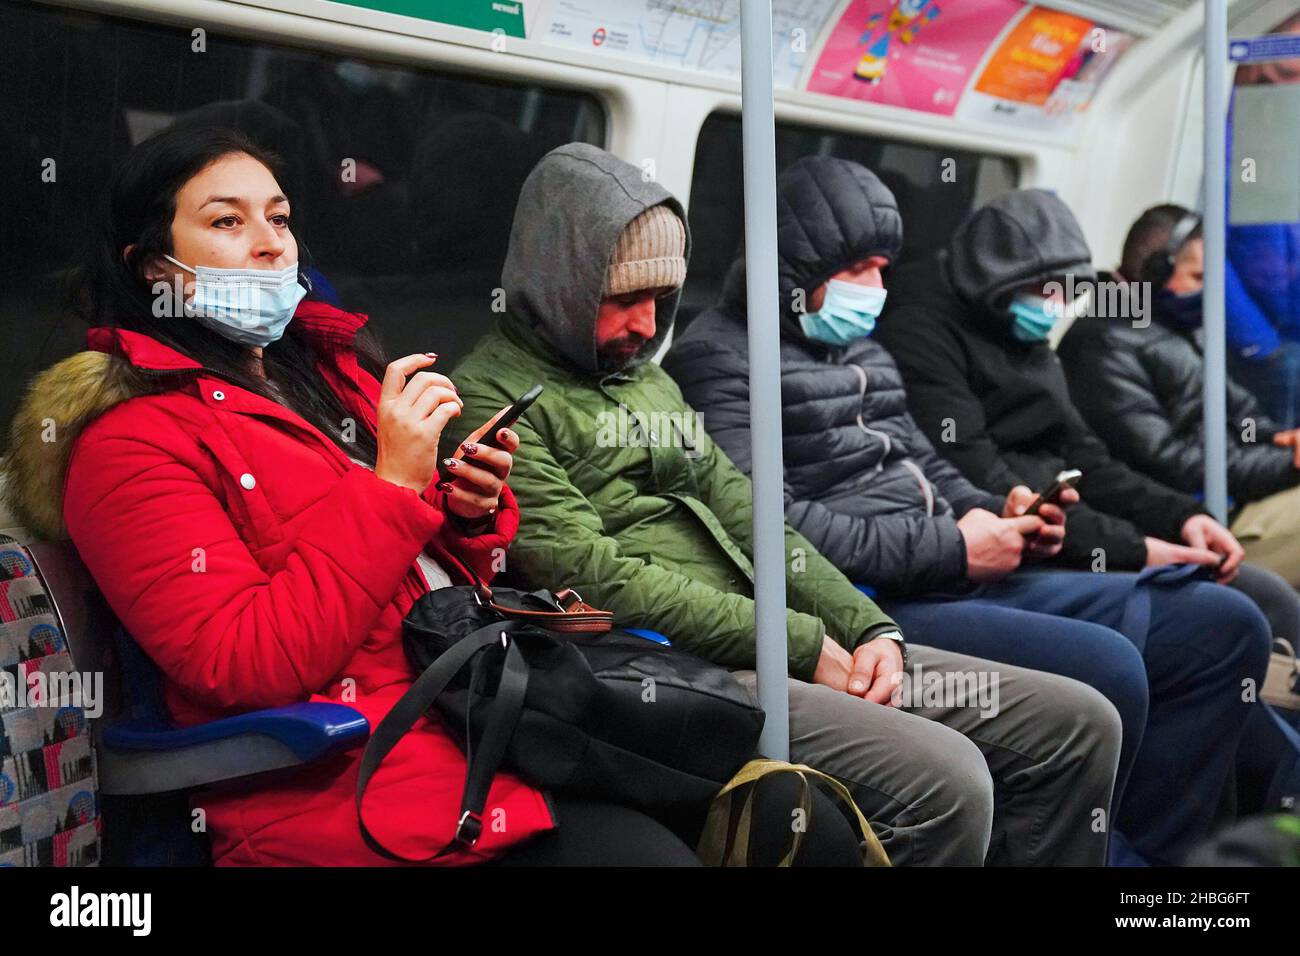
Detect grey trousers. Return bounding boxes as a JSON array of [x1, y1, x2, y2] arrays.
[[734, 644, 1121, 866]]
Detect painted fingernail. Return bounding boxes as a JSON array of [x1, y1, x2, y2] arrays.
[[462, 442, 478, 455], [850, 680, 865, 693], [498, 429, 509, 442], [424, 352, 438, 359], [444, 458, 458, 470], [488, 507, 496, 515], [436, 481, 452, 492]]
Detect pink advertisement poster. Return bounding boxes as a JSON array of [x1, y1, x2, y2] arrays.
[[808, 0, 1025, 116]]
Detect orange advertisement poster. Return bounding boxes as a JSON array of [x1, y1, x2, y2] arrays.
[[974, 7, 1093, 106]]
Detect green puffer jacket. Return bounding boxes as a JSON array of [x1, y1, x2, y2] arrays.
[[447, 144, 896, 680]]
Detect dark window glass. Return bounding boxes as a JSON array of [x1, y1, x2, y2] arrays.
[[682, 112, 1019, 323], [0, 0, 604, 450]]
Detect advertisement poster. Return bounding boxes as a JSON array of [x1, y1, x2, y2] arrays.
[[958, 6, 1136, 130], [806, 0, 1023, 115], [540, 0, 842, 89]]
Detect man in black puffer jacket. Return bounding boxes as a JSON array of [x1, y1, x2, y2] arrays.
[[666, 158, 1277, 866], [1059, 204, 1300, 588]]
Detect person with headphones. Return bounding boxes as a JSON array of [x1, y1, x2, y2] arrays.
[[1059, 204, 1300, 590], [1059, 204, 1300, 824]]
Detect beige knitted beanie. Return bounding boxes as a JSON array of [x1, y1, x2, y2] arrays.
[[602, 204, 687, 297]]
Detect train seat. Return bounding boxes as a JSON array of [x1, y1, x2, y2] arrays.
[[18, 538, 368, 865]]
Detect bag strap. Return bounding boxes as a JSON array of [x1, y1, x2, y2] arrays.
[[697, 758, 890, 868], [730, 769, 815, 866], [456, 638, 530, 848], [1116, 562, 1207, 653], [483, 599, 613, 633], [472, 581, 614, 634], [356, 619, 531, 863]]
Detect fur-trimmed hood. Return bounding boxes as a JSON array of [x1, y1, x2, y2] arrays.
[[3, 349, 144, 540], [3, 301, 370, 541]]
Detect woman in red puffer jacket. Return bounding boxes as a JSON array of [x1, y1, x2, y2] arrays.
[[2, 126, 708, 866]]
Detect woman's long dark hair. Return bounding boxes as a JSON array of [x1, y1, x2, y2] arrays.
[[79, 125, 382, 465]]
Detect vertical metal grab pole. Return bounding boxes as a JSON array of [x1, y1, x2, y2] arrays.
[[739, 0, 790, 760], [1203, 0, 1229, 522]]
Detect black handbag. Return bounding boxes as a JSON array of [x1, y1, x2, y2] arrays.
[[355, 583, 765, 862]]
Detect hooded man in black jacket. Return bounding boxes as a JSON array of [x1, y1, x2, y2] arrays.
[[673, 164, 1275, 863], [876, 189, 1240, 572], [1059, 204, 1300, 588]]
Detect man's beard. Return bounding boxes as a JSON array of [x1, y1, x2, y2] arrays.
[[596, 336, 649, 372]]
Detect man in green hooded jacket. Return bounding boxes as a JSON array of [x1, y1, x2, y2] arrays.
[[448, 143, 1120, 865]]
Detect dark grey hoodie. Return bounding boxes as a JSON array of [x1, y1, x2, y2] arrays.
[[501, 142, 690, 376], [944, 187, 1095, 322]]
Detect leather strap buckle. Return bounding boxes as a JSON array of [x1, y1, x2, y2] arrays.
[[456, 810, 483, 846], [555, 587, 586, 611]]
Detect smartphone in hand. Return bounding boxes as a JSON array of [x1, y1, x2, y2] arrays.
[[438, 384, 544, 489], [1024, 468, 1082, 517], [480, 384, 544, 449]]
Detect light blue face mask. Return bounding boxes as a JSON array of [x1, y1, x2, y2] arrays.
[[164, 255, 307, 347], [1007, 292, 1061, 344], [799, 279, 888, 347]]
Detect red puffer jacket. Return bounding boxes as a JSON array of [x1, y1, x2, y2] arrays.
[[51, 301, 554, 865]]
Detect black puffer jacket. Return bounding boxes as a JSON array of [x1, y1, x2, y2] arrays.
[[664, 156, 1003, 595], [1058, 310, 1299, 504], [877, 189, 1206, 572]]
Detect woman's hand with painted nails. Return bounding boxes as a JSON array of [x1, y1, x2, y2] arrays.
[[440, 405, 519, 521]]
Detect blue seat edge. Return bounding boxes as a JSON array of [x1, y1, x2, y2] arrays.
[[100, 701, 370, 762]]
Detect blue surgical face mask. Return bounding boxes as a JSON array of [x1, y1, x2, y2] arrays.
[[1007, 292, 1060, 344], [1154, 286, 1203, 328], [164, 255, 307, 347], [799, 279, 888, 347]]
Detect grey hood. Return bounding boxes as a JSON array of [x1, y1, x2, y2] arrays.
[[502, 143, 690, 376], [944, 188, 1095, 327]]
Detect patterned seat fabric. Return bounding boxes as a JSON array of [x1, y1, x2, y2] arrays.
[[0, 535, 100, 867]]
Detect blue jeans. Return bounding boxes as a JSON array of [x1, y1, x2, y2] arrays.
[[881, 567, 1271, 865]]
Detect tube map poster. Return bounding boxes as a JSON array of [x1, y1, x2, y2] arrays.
[[540, 0, 843, 90], [807, 0, 1023, 115]]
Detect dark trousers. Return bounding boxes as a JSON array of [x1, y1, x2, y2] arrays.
[[491, 775, 866, 867], [1227, 563, 1300, 814], [882, 567, 1271, 865]]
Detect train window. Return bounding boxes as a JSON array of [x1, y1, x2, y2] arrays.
[[0, 0, 604, 451], [682, 112, 1019, 322]]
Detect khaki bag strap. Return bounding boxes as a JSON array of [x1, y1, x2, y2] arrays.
[[696, 758, 890, 867]]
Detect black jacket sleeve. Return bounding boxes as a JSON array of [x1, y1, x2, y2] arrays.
[[1056, 378, 1206, 545], [667, 334, 971, 594], [1064, 330, 1211, 497], [1064, 327, 1299, 505]]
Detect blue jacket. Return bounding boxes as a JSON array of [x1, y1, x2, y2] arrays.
[[1227, 89, 1300, 359]]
